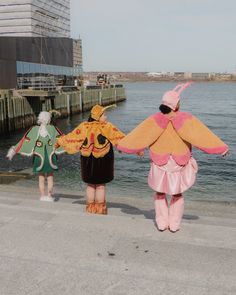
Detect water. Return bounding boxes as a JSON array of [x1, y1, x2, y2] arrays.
[[0, 82, 236, 201]]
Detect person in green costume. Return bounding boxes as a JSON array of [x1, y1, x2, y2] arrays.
[[7, 111, 64, 201]]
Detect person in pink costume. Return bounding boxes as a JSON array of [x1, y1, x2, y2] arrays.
[[117, 82, 229, 232]]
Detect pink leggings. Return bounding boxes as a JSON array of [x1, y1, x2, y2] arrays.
[[154, 193, 184, 232]]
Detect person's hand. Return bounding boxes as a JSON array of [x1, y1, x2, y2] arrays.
[[115, 144, 122, 153], [136, 151, 144, 158], [222, 149, 230, 157], [54, 142, 60, 149], [6, 147, 16, 161]]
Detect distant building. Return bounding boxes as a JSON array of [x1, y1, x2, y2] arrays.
[[191, 73, 211, 80], [146, 72, 163, 77], [73, 39, 83, 67], [0, 0, 70, 37], [184, 72, 192, 79], [0, 0, 83, 89], [146, 72, 174, 78], [174, 72, 185, 79], [214, 73, 232, 80]]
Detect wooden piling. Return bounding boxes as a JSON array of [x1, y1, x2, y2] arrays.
[[0, 86, 126, 135]]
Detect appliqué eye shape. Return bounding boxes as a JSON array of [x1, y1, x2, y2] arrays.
[[97, 134, 106, 144], [36, 141, 43, 147], [83, 138, 88, 145]]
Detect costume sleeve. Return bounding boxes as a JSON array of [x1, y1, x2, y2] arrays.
[[117, 116, 164, 153], [176, 116, 229, 154], [14, 126, 39, 156], [102, 122, 125, 146], [56, 122, 87, 154], [52, 126, 65, 155]]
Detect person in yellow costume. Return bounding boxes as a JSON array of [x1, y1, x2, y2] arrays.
[[56, 104, 125, 214], [117, 82, 229, 232]]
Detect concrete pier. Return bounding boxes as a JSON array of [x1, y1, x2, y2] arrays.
[[0, 184, 235, 294], [0, 85, 126, 135]]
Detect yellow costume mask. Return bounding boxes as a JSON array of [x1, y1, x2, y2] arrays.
[[91, 104, 116, 121]]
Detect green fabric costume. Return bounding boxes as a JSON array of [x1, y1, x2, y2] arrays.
[[14, 125, 64, 173]]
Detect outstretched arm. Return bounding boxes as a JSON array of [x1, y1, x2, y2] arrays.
[[56, 122, 86, 154], [176, 116, 229, 155], [102, 122, 125, 146], [117, 116, 165, 154], [6, 126, 38, 159], [52, 126, 65, 155]]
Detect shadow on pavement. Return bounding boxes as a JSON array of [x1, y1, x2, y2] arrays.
[[54, 193, 84, 202], [54, 193, 199, 221]]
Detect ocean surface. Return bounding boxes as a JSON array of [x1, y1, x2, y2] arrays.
[[0, 82, 236, 202]]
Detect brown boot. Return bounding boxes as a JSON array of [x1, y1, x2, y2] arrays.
[[86, 202, 96, 214], [95, 201, 108, 215]]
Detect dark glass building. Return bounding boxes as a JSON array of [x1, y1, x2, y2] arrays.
[[0, 36, 83, 89]]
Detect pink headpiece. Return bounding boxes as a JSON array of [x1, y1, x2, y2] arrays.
[[162, 81, 193, 110]]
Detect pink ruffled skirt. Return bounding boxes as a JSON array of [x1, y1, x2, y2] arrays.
[[148, 157, 198, 195]]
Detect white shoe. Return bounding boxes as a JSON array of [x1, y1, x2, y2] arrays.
[[40, 196, 54, 202]]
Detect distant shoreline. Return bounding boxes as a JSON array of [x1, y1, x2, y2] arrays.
[[112, 79, 236, 83], [84, 71, 236, 83]]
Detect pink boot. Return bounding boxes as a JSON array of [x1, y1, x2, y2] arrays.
[[169, 194, 184, 232], [154, 193, 169, 231]]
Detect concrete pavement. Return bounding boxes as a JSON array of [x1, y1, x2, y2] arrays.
[[0, 184, 236, 295]]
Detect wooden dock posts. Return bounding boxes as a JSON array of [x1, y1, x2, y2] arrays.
[[0, 86, 126, 135], [0, 90, 35, 135]]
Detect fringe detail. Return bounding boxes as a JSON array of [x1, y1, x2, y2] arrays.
[[95, 202, 107, 215], [86, 201, 107, 215], [86, 202, 97, 214]]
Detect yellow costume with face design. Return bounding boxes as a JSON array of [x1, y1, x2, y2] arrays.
[[57, 120, 125, 158], [56, 104, 125, 186]]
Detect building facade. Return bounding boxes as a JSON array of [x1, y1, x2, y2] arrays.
[[0, 0, 70, 37], [0, 1, 83, 89], [191, 73, 211, 80], [0, 36, 82, 89], [73, 39, 83, 67]]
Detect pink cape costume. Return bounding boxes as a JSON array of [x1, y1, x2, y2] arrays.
[[117, 109, 228, 194], [117, 82, 229, 231], [118, 82, 228, 194]]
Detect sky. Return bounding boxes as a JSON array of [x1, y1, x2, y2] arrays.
[[70, 0, 236, 73]]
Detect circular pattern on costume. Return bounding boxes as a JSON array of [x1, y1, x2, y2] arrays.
[[48, 139, 52, 146], [36, 140, 43, 147]]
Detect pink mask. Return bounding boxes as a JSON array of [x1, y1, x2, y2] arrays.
[[162, 81, 193, 110]]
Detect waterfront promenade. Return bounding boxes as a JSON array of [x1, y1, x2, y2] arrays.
[[0, 184, 236, 295]]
